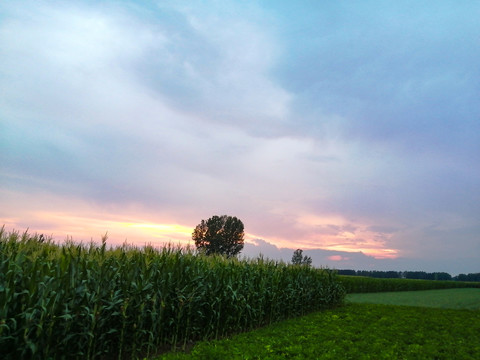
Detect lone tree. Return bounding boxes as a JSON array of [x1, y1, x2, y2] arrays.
[[192, 215, 245, 257], [291, 249, 312, 266]]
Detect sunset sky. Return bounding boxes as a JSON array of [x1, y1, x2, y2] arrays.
[[1, 0, 479, 275]]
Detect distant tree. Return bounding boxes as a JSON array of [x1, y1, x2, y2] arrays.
[[403, 271, 428, 280], [455, 273, 469, 282], [291, 249, 312, 266], [466, 273, 480, 282], [192, 215, 244, 257], [338, 269, 357, 276], [433, 272, 452, 281], [337, 270, 454, 280]]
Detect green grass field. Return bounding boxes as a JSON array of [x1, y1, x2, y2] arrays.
[[347, 288, 480, 310], [157, 289, 480, 359], [338, 275, 480, 293]]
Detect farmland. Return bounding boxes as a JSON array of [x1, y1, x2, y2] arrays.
[[0, 228, 344, 359], [347, 288, 480, 310], [1, 227, 479, 359], [338, 274, 480, 293], [159, 290, 480, 359]]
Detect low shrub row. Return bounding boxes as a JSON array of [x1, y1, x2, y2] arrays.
[[339, 275, 480, 293], [0, 228, 345, 359]]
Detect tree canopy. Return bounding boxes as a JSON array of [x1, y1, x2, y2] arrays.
[[291, 249, 312, 266], [192, 215, 244, 257]]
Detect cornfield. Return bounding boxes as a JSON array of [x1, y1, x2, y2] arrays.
[[0, 228, 345, 359], [339, 275, 480, 293]]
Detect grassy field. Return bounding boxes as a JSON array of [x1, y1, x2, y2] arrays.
[[339, 275, 480, 293], [347, 288, 480, 310], [158, 289, 480, 359]]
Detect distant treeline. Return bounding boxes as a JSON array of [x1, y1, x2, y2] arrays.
[[337, 270, 480, 282]]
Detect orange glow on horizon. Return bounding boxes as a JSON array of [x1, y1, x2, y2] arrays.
[[322, 244, 399, 259], [2, 198, 400, 260], [4, 211, 195, 248]]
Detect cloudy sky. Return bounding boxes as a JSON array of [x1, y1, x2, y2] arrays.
[[1, 0, 479, 275]]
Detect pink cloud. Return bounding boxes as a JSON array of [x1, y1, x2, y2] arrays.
[[328, 255, 345, 261]]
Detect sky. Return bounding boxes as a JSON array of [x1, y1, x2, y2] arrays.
[[1, 0, 479, 275]]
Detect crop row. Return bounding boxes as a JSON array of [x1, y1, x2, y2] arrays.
[[158, 303, 480, 359], [339, 275, 480, 293], [0, 228, 345, 359]]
